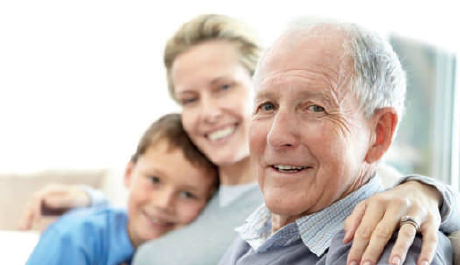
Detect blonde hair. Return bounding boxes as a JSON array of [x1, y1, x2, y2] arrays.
[[164, 14, 262, 101]]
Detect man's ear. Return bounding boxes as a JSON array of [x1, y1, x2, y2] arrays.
[[365, 108, 398, 163], [123, 161, 135, 188]]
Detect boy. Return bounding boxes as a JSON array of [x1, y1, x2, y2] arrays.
[[26, 113, 218, 265]]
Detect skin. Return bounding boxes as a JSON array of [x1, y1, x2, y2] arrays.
[[17, 25, 447, 265], [250, 26, 438, 265], [251, 28, 379, 230], [172, 41, 255, 185], [345, 180, 442, 265], [124, 142, 216, 247]]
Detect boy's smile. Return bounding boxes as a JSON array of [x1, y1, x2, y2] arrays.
[[124, 141, 216, 247]]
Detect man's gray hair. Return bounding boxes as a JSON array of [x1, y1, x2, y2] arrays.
[[255, 17, 407, 119]]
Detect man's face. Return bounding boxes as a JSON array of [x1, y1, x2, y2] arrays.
[[250, 29, 373, 225]]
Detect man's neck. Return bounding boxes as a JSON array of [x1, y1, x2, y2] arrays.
[[271, 214, 297, 233]]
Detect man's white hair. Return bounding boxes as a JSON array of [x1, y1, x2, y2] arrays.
[[254, 16, 407, 120]]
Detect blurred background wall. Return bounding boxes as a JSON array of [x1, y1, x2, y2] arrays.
[[0, 0, 458, 200]]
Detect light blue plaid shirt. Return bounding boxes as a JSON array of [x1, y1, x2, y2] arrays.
[[235, 176, 383, 257]]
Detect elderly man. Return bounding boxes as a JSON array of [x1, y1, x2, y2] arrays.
[[218, 19, 453, 265]]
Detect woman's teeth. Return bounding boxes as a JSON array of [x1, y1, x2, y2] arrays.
[[208, 126, 235, 141]]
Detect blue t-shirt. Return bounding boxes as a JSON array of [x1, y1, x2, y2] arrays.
[[26, 207, 134, 265]]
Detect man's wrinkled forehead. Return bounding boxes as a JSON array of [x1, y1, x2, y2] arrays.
[[256, 26, 349, 86], [254, 26, 352, 100]]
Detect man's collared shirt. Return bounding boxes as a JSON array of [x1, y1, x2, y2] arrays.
[[219, 175, 453, 265], [235, 176, 383, 257]]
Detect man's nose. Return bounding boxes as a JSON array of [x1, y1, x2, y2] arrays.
[[267, 109, 300, 149]]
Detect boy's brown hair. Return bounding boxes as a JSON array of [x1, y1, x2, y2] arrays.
[[131, 113, 218, 181]]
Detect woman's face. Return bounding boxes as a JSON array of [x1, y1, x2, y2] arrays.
[[171, 41, 253, 167]]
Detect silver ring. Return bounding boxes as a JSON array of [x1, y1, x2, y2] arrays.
[[400, 215, 420, 231]]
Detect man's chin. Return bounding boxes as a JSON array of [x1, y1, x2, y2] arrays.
[[266, 203, 303, 221]]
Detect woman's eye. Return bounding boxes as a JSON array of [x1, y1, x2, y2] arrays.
[[149, 176, 160, 184], [218, 83, 233, 91], [308, 105, 325, 113], [180, 191, 196, 199]]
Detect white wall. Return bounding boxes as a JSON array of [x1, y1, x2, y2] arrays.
[[0, 0, 458, 171]]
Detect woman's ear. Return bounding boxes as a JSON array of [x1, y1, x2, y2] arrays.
[[123, 161, 135, 188], [365, 108, 398, 163]]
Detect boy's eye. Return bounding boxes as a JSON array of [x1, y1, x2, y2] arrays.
[[219, 84, 231, 91], [181, 97, 197, 105], [180, 191, 196, 200], [149, 176, 160, 184]]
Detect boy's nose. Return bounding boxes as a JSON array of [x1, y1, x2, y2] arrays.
[[152, 189, 175, 211]]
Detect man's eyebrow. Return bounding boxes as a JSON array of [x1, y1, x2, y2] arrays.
[[255, 89, 331, 100], [254, 90, 276, 101]]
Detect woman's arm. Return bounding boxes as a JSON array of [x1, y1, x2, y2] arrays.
[[344, 174, 460, 265], [17, 184, 108, 230], [449, 230, 460, 265]]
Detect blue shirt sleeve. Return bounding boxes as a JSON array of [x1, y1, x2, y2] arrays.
[[81, 185, 110, 208], [26, 207, 134, 265], [26, 226, 93, 265]]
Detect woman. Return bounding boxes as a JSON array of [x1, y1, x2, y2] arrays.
[[20, 14, 460, 265]]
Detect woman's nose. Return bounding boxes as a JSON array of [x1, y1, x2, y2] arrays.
[[200, 97, 223, 124]]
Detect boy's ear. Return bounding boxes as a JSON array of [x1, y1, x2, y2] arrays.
[[365, 107, 398, 163], [124, 161, 135, 188]]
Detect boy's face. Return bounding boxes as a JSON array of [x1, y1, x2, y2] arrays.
[[124, 141, 216, 247]]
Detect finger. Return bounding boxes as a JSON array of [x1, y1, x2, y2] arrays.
[[18, 188, 49, 230], [44, 193, 71, 208], [388, 220, 417, 265], [17, 203, 35, 230], [343, 200, 367, 243], [359, 207, 403, 265], [32, 192, 45, 225], [40, 184, 75, 210], [346, 199, 386, 265], [18, 184, 66, 230], [33, 185, 61, 220], [416, 220, 439, 265]]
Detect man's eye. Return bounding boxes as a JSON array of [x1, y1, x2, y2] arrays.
[[149, 176, 160, 184], [308, 105, 325, 113], [180, 191, 196, 199], [259, 102, 275, 112]]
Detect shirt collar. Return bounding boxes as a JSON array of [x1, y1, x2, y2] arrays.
[[236, 176, 383, 256]]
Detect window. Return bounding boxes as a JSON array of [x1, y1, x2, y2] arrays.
[[385, 35, 459, 190]]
